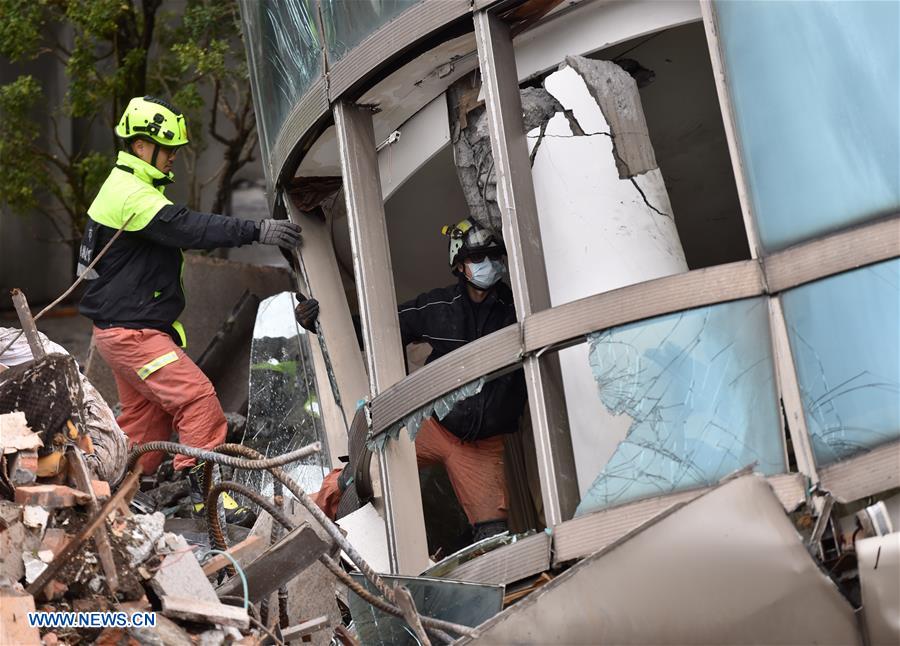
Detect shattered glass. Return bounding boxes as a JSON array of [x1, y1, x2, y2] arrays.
[[348, 573, 503, 645], [237, 0, 322, 167], [781, 259, 900, 465], [715, 0, 900, 251], [577, 298, 785, 516], [238, 292, 330, 500], [372, 377, 486, 451], [320, 0, 420, 63]]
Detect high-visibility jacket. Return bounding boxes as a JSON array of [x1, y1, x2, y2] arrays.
[[398, 279, 527, 441], [78, 151, 258, 346]]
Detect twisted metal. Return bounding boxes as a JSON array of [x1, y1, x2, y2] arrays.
[[204, 479, 467, 643], [139, 442, 476, 641], [126, 440, 321, 472]]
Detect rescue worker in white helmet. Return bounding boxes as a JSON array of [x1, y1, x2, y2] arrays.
[[79, 96, 302, 527], [295, 218, 526, 542]]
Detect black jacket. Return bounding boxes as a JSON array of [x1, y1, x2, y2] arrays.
[[399, 279, 526, 441], [78, 153, 258, 346]]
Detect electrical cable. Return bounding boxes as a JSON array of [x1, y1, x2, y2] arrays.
[[204, 548, 249, 609]]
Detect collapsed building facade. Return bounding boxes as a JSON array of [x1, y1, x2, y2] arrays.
[[1, 0, 897, 644], [234, 0, 900, 642]]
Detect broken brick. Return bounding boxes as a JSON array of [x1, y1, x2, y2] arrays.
[[14, 485, 90, 509], [42, 580, 68, 601], [39, 529, 71, 558], [74, 597, 112, 613], [0, 587, 41, 645], [91, 480, 111, 500]]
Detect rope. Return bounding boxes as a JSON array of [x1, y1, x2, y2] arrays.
[[0, 213, 137, 358]]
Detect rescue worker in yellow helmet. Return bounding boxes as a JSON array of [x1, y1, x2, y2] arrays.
[[78, 96, 301, 527], [296, 218, 526, 542]]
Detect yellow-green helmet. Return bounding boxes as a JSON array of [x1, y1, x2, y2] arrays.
[[115, 96, 189, 147]]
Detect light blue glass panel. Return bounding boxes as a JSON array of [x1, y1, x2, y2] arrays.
[[238, 0, 322, 166], [321, 0, 421, 63], [715, 1, 900, 252], [781, 259, 900, 465], [577, 298, 784, 516]]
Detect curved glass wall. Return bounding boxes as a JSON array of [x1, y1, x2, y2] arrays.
[[238, 0, 323, 163], [576, 297, 785, 516], [781, 259, 900, 466], [321, 0, 421, 63], [715, 0, 900, 252]]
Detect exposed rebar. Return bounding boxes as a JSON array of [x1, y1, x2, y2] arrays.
[[126, 440, 321, 472]]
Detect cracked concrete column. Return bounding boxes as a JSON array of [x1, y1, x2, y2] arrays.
[[449, 57, 688, 498], [532, 56, 688, 495]]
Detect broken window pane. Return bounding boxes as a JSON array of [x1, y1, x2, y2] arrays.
[[347, 573, 504, 645], [238, 0, 322, 166], [781, 259, 900, 465], [577, 298, 785, 516], [715, 0, 900, 252], [320, 0, 420, 64], [238, 292, 330, 499]]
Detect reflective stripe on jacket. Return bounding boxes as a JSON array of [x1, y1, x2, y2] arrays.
[[78, 151, 258, 346]]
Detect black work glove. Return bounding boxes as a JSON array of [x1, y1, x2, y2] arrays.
[[258, 219, 302, 250], [295, 294, 320, 332]]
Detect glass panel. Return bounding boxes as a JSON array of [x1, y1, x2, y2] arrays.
[[238, 0, 322, 166], [715, 1, 900, 252], [239, 292, 330, 499], [348, 573, 504, 645], [781, 259, 900, 465], [577, 298, 785, 516], [320, 0, 421, 63]]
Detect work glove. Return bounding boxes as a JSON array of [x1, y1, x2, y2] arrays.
[[295, 293, 320, 332], [258, 219, 302, 250]]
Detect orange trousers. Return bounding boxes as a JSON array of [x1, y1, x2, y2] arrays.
[[314, 417, 508, 525], [92, 327, 227, 475]]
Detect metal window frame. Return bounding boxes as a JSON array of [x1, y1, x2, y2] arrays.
[[241, 0, 900, 551], [474, 8, 579, 526], [333, 100, 429, 575], [370, 215, 898, 439]]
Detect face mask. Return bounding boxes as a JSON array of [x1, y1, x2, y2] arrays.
[[467, 257, 505, 289]]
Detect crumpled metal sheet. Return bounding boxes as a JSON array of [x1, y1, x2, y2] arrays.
[[857, 532, 900, 645], [458, 474, 861, 645]]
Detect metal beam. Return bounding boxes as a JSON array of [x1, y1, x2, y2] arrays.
[[763, 214, 900, 292], [768, 296, 819, 484], [333, 100, 429, 575], [286, 199, 370, 461], [474, 9, 578, 526], [700, 0, 763, 259]]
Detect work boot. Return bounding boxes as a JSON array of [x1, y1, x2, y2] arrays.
[[472, 519, 508, 543], [187, 462, 256, 528]]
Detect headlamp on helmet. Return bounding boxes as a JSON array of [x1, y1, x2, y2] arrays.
[[441, 218, 506, 271]]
